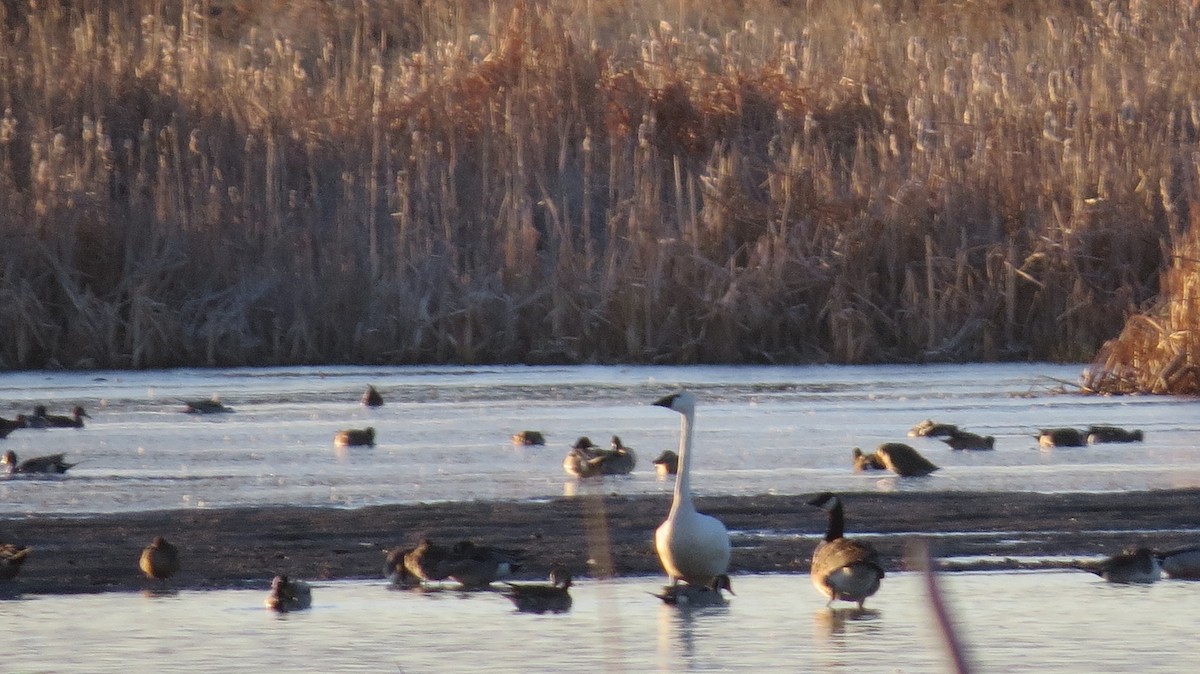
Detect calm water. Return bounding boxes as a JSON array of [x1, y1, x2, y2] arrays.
[[1, 363, 1199, 515], [3, 364, 1199, 672], [3, 572, 1198, 673]]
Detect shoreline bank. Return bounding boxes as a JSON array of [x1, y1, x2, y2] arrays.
[[3, 490, 1197, 594]]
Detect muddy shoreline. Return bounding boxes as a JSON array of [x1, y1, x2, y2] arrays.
[[3, 489, 1198, 594]]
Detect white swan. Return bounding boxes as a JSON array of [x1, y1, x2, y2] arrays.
[[653, 391, 731, 587]]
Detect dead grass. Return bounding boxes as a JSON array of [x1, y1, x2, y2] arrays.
[[0, 0, 1194, 368]]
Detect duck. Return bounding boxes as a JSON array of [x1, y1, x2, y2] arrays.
[[652, 449, 679, 477], [361, 385, 384, 407], [652, 574, 734, 606], [939, 429, 995, 451], [1157, 545, 1200, 579], [0, 543, 31, 581], [402, 538, 455, 583], [139, 536, 181, 581], [383, 546, 419, 587], [1085, 425, 1144, 444], [33, 405, 90, 429], [442, 540, 525, 589], [600, 435, 637, 475], [874, 442, 939, 477], [511, 430, 546, 446], [0, 416, 24, 438], [502, 566, 574, 613], [653, 391, 731, 588], [2, 450, 78, 474], [1038, 428, 1086, 448], [1089, 547, 1161, 583], [851, 447, 886, 472], [183, 396, 233, 414], [334, 427, 375, 447], [19, 412, 49, 429], [807, 492, 885, 609], [562, 436, 605, 478], [908, 419, 959, 438], [265, 575, 312, 611]]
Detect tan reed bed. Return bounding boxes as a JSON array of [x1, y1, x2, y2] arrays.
[[0, 0, 1193, 368]]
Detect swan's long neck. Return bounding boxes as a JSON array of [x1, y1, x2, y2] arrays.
[[825, 501, 845, 542], [670, 407, 696, 514]]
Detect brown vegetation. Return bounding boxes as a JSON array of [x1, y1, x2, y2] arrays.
[[0, 0, 1194, 368]]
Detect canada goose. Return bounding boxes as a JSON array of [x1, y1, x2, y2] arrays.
[[443, 540, 525, 589], [1158, 546, 1200, 579], [2, 450, 78, 475], [939, 429, 995, 451], [874, 443, 939, 477], [511, 430, 546, 446], [334, 427, 375, 447], [1089, 547, 1161, 583], [852, 447, 886, 472], [34, 405, 90, 429], [653, 449, 679, 476], [502, 566, 574, 613], [1038, 428, 1086, 448], [0, 416, 24, 438], [183, 396, 233, 414], [652, 574, 734, 606], [1086, 425, 1144, 444], [265, 575, 312, 611], [653, 391, 732, 588], [0, 544, 31, 581], [908, 419, 959, 438], [139, 536, 180, 581], [808, 492, 885, 609], [361, 385, 384, 407]]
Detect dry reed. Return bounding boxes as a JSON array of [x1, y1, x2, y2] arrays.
[[0, 0, 1194, 368]]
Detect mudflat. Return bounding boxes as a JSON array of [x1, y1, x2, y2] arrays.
[[3, 489, 1198, 594]]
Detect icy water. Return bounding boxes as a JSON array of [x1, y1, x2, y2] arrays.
[[1, 363, 1198, 515], [3, 363, 1200, 672], [3, 572, 1198, 673]]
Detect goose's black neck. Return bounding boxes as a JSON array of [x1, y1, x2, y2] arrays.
[[824, 500, 845, 542]]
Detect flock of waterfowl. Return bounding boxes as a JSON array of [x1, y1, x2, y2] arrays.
[[2, 388, 1198, 618]]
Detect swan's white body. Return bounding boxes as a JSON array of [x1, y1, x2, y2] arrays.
[[653, 392, 731, 586]]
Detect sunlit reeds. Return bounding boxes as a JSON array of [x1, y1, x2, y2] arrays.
[[0, 0, 1194, 368]]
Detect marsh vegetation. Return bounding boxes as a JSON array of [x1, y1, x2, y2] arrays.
[[0, 0, 1195, 374]]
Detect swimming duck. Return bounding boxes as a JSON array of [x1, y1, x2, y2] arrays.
[[653, 449, 679, 476], [19, 412, 49, 429], [2, 450, 78, 474], [502, 566, 574, 613], [1085, 425, 1144, 444], [653, 391, 732, 588], [939, 429, 995, 451], [0, 416, 24, 438], [851, 447, 886, 472], [1038, 428, 1086, 448], [562, 437, 603, 477], [442, 540, 525, 589], [874, 443, 939, 477], [361, 385, 384, 407], [511, 430, 546, 446], [402, 538, 455, 583], [265, 575, 312, 611], [652, 574, 734, 606], [0, 543, 31, 581], [183, 396, 233, 414], [1157, 546, 1200, 579], [139, 536, 181, 581], [334, 427, 375, 447], [602, 435, 637, 474], [33, 405, 90, 429], [1089, 547, 1161, 583], [908, 419, 959, 438], [808, 492, 885, 609]]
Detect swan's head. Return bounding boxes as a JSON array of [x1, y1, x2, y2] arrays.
[[653, 391, 695, 414], [807, 492, 840, 511]]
